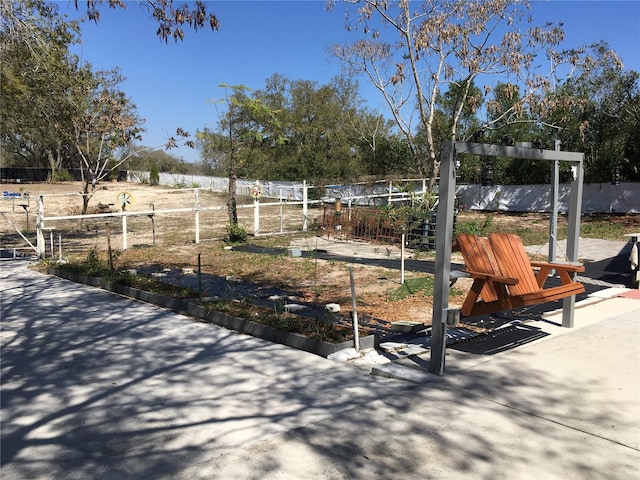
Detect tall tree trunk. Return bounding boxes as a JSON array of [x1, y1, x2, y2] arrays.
[[79, 180, 91, 229], [227, 165, 237, 225], [79, 171, 95, 229], [46, 149, 57, 182]]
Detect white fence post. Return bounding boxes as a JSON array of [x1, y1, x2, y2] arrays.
[[401, 232, 406, 284], [302, 180, 308, 232], [279, 188, 284, 233], [122, 215, 128, 250], [253, 181, 260, 236], [36, 195, 45, 258], [194, 188, 200, 244]]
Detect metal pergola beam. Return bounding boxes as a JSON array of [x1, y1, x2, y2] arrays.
[[430, 141, 584, 376], [453, 142, 584, 162]]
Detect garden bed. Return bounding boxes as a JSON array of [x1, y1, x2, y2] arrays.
[[48, 266, 375, 357]]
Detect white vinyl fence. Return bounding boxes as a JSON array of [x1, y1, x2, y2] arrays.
[[131, 171, 640, 214], [456, 182, 639, 214]]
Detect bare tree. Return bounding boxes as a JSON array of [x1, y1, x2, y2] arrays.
[[329, 0, 621, 191], [72, 69, 192, 219]]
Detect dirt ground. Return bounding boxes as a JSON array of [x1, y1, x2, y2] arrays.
[[1, 182, 459, 325], [1, 181, 313, 251], [2, 181, 635, 329]]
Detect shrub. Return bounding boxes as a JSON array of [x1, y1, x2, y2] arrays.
[[227, 223, 247, 243], [49, 168, 73, 182], [54, 247, 114, 278], [149, 164, 160, 186], [455, 215, 493, 237]]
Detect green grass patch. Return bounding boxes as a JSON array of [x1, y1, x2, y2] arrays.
[[387, 276, 434, 301], [509, 228, 551, 246], [580, 216, 631, 240], [455, 215, 494, 237]]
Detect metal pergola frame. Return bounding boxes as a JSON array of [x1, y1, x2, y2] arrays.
[[430, 141, 585, 375]]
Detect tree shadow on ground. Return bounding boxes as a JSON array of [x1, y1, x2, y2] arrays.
[[2, 258, 637, 479], [0, 259, 410, 479]]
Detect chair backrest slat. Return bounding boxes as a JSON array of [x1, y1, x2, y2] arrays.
[[489, 233, 540, 295], [456, 233, 500, 303]]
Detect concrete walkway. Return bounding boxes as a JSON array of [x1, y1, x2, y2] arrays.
[[292, 235, 633, 265], [2, 254, 639, 479]]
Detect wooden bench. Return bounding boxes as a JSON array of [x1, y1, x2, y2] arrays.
[[455, 232, 586, 317]]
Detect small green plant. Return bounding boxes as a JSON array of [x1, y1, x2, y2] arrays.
[[387, 276, 435, 301], [513, 227, 546, 246], [200, 299, 351, 342], [84, 248, 108, 275], [226, 223, 247, 243], [118, 274, 199, 298], [455, 215, 494, 236], [54, 247, 114, 278]]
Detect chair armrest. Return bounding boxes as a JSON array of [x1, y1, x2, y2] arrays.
[[463, 269, 519, 285], [530, 261, 585, 273]]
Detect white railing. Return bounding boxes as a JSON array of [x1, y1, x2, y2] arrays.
[[35, 183, 321, 258]]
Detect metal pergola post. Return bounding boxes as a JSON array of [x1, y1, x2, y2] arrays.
[[562, 158, 585, 327], [431, 141, 457, 376], [430, 141, 584, 375], [549, 140, 561, 264]]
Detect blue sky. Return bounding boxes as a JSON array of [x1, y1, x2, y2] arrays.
[[61, 0, 640, 163]]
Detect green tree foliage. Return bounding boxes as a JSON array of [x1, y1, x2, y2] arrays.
[[329, 0, 570, 191], [197, 84, 284, 225], [348, 109, 411, 176], [358, 135, 412, 176], [69, 68, 146, 215], [197, 75, 385, 189], [1, 1, 83, 173], [472, 82, 554, 185], [543, 45, 639, 182], [447, 47, 638, 185], [1, 1, 197, 217], [125, 147, 192, 174], [254, 74, 365, 182]]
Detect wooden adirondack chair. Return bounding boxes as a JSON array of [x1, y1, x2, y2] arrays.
[[455, 232, 585, 317]]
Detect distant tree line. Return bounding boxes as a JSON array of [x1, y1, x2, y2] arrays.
[[2, 0, 638, 199], [195, 70, 640, 186]]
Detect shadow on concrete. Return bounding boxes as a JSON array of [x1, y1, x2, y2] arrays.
[[2, 257, 637, 478], [450, 324, 550, 355], [583, 242, 635, 288], [0, 259, 410, 479], [207, 334, 638, 478]]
